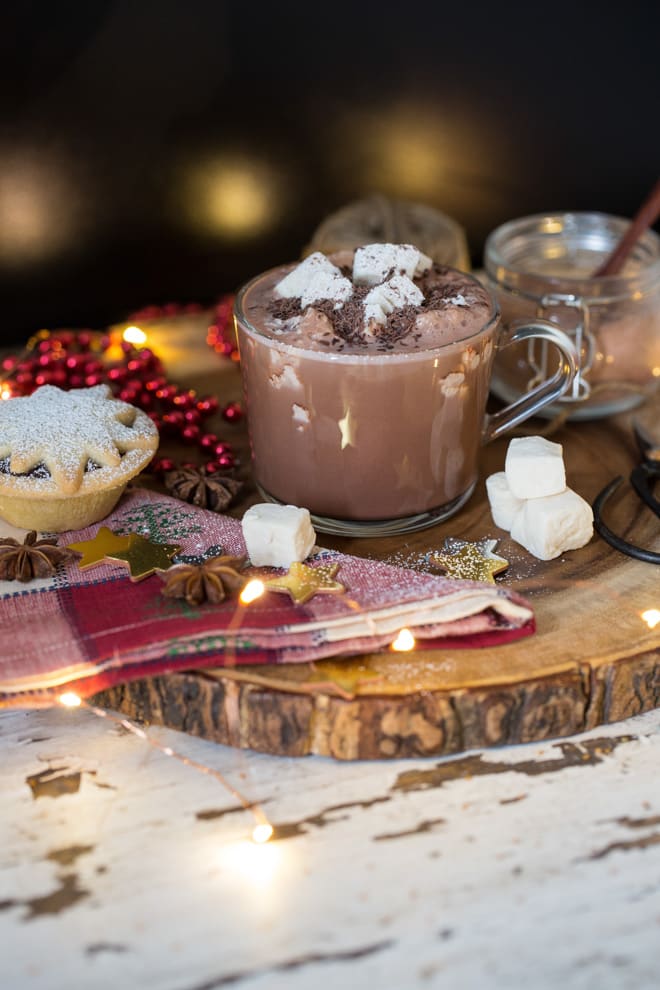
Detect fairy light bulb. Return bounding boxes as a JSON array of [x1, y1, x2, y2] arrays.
[[641, 608, 660, 630], [0, 383, 13, 400], [240, 579, 265, 605], [123, 325, 148, 346], [252, 822, 274, 844], [58, 691, 82, 708], [391, 628, 415, 652]]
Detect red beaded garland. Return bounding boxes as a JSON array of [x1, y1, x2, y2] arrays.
[[181, 424, 201, 444], [199, 432, 218, 450], [196, 396, 219, 415], [151, 457, 176, 474], [222, 401, 243, 423], [205, 295, 239, 363]]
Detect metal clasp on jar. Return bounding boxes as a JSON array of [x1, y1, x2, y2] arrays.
[[526, 293, 594, 401]]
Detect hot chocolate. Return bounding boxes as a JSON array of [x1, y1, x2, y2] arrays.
[[234, 244, 577, 534]]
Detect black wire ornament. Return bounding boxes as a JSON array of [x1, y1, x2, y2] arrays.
[[592, 422, 660, 565]]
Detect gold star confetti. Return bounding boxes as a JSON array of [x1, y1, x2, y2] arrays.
[[264, 561, 346, 605], [427, 538, 509, 584], [106, 534, 182, 582], [67, 527, 134, 569]]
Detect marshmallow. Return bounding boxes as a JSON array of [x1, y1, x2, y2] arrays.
[[509, 488, 593, 561], [505, 436, 566, 499], [301, 271, 352, 309], [242, 503, 316, 568], [363, 274, 424, 328], [485, 472, 524, 531], [353, 243, 432, 286], [275, 253, 352, 309]]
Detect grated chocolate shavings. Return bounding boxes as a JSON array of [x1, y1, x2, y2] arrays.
[[314, 288, 371, 347], [267, 296, 302, 321], [382, 303, 418, 341]]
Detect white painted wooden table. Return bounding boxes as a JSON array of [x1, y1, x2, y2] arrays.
[[2, 705, 659, 989]]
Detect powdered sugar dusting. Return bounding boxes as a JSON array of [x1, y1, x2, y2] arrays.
[[0, 385, 158, 495]]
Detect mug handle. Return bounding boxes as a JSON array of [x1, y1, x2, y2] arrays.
[[482, 319, 579, 443]]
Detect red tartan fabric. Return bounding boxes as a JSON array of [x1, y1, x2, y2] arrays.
[[0, 489, 534, 707]]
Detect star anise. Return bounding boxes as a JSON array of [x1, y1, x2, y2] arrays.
[[0, 531, 82, 582], [164, 467, 243, 512], [160, 554, 247, 605]]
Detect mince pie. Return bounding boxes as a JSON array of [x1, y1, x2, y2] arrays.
[[0, 384, 159, 532]]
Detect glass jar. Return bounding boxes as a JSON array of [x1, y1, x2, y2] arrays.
[[484, 212, 660, 419]]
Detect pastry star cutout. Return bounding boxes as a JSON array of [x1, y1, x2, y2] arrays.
[[107, 534, 182, 582], [427, 538, 509, 584], [67, 527, 135, 568], [264, 561, 346, 605]]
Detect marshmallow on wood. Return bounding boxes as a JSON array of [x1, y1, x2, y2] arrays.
[[485, 472, 524, 531], [505, 436, 566, 499], [242, 503, 316, 568], [510, 488, 593, 561]]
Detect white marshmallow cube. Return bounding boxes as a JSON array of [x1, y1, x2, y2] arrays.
[[353, 243, 432, 286], [363, 274, 424, 328], [242, 503, 316, 568], [485, 472, 524, 531], [505, 436, 566, 499], [275, 253, 352, 309], [510, 488, 593, 561], [300, 270, 352, 309]]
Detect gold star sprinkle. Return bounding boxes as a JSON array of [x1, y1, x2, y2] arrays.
[[264, 561, 346, 605], [106, 534, 182, 582], [67, 527, 135, 569], [427, 538, 509, 584]]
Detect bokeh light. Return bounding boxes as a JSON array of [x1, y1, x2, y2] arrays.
[[252, 822, 274, 844], [329, 99, 511, 242], [59, 691, 82, 708], [240, 579, 265, 605], [0, 148, 83, 267], [641, 609, 660, 630], [123, 325, 148, 346], [391, 628, 416, 652], [220, 838, 282, 890], [180, 153, 287, 240]]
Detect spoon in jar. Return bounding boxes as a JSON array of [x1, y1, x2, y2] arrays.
[[593, 176, 660, 277]]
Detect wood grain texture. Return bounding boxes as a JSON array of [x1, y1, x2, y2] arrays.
[[93, 328, 660, 759], [4, 705, 660, 989]]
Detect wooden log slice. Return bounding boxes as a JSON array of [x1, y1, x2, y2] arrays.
[[94, 353, 660, 759]]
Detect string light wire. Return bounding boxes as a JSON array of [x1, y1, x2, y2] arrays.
[[58, 692, 272, 843]]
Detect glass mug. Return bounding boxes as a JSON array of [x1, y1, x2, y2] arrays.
[[485, 212, 660, 420], [234, 266, 578, 537]]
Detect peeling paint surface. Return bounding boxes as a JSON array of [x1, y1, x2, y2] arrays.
[[1, 707, 660, 988]]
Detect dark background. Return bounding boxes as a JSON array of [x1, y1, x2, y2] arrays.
[[2, 0, 659, 344]]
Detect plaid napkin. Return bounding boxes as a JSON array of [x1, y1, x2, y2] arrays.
[[0, 489, 534, 706]]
